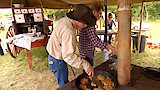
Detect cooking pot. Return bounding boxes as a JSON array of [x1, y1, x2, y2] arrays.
[[143, 67, 160, 81]]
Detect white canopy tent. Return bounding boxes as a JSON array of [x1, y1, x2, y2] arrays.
[[0, 0, 159, 86]]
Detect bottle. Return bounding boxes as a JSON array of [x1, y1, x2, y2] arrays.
[[32, 27, 36, 36], [28, 27, 32, 33], [103, 49, 110, 62]]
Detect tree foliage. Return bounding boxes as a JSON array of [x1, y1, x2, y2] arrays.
[[145, 2, 160, 21], [44, 9, 70, 20], [44, 2, 160, 22], [107, 2, 160, 21], [107, 5, 118, 17]]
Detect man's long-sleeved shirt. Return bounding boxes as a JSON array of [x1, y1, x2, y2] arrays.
[[78, 26, 108, 59], [46, 17, 90, 70]]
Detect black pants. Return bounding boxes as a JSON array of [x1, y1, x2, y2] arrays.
[[108, 35, 112, 44], [0, 45, 4, 55], [132, 35, 146, 53]]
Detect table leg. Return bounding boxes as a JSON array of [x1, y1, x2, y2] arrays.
[[26, 49, 32, 68]]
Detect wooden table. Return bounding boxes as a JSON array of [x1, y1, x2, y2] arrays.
[[77, 30, 118, 36], [96, 30, 118, 35], [16, 36, 48, 68]]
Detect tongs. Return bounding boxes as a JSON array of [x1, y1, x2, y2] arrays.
[[90, 76, 104, 88]]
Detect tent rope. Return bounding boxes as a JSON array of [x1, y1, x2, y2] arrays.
[[38, 0, 44, 9]]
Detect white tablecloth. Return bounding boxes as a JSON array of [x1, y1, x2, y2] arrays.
[[6, 33, 45, 50]]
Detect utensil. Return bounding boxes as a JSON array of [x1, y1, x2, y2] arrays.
[[91, 76, 104, 88]]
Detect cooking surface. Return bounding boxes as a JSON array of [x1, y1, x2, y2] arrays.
[[58, 61, 160, 90]]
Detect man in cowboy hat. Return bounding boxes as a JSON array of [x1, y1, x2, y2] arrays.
[[46, 4, 96, 87]]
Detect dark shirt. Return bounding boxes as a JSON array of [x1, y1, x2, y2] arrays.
[[108, 20, 114, 29]]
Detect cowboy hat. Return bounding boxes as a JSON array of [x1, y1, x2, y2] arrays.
[[67, 4, 96, 26]]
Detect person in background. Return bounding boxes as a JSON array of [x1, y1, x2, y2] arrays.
[[46, 4, 95, 87], [78, 2, 116, 68], [0, 38, 4, 55], [106, 13, 116, 44]]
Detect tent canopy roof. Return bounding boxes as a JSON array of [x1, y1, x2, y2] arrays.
[[0, 0, 159, 9]]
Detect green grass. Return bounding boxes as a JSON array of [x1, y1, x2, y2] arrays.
[[0, 47, 58, 90], [0, 47, 49, 75], [15, 47, 49, 70], [131, 47, 160, 68]]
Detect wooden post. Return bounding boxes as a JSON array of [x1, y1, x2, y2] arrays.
[[117, 0, 131, 85], [26, 49, 32, 68], [104, 0, 108, 43], [10, 0, 13, 7], [137, 2, 144, 54], [38, 0, 47, 35]]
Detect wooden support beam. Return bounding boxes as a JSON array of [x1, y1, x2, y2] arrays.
[[137, 2, 144, 54], [104, 0, 108, 42], [117, 0, 131, 85]]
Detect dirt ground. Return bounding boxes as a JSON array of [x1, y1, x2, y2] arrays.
[[0, 57, 55, 90], [0, 53, 83, 90], [0, 63, 82, 90]]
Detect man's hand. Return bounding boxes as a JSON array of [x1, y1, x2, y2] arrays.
[[85, 66, 94, 77], [107, 44, 116, 55]]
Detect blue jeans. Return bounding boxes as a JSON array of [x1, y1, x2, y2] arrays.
[[85, 56, 93, 66], [48, 55, 69, 87]]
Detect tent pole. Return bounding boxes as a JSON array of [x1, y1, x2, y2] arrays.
[[104, 0, 108, 42], [10, 0, 12, 8], [137, 2, 144, 54], [38, 0, 48, 35], [117, 0, 131, 85], [25, 0, 29, 7]]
